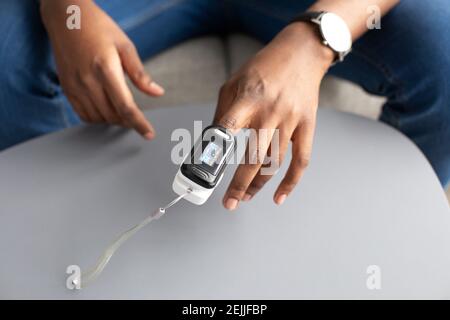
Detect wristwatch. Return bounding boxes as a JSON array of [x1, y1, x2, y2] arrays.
[[291, 11, 352, 63]]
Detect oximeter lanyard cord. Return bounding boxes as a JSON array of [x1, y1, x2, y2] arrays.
[[78, 189, 191, 288]]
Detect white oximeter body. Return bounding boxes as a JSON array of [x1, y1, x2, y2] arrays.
[[172, 125, 235, 205]]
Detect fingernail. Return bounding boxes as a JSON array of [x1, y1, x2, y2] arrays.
[[275, 194, 287, 205], [149, 81, 164, 94], [144, 132, 154, 140], [242, 193, 252, 201], [224, 198, 239, 211]]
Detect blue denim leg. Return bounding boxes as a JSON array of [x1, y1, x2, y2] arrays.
[[330, 1, 450, 188], [0, 0, 80, 150], [228, 0, 450, 187], [0, 0, 222, 151]]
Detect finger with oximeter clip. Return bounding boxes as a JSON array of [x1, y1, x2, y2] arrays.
[[173, 125, 236, 205]]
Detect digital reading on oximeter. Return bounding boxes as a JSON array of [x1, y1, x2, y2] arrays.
[[181, 126, 235, 188], [200, 141, 222, 166]]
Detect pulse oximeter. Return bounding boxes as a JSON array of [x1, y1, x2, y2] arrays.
[[173, 125, 236, 205]]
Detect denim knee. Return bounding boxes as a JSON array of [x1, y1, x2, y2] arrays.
[[368, 0, 450, 187]]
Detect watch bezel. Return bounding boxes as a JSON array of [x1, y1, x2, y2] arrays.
[[314, 12, 352, 60]]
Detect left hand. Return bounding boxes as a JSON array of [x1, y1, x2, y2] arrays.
[[214, 22, 334, 210]]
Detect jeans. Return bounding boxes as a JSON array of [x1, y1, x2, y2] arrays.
[[0, 0, 449, 187]]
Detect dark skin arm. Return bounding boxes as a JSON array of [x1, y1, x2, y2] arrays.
[[215, 0, 400, 210], [40, 0, 164, 139]]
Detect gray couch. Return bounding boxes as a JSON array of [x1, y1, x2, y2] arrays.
[[131, 34, 450, 202]]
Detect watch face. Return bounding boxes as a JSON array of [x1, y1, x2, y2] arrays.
[[319, 12, 352, 53]]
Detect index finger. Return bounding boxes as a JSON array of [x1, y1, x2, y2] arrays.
[[94, 53, 155, 139]]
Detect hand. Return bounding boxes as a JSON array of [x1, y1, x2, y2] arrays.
[[40, 0, 164, 139], [214, 22, 334, 210]]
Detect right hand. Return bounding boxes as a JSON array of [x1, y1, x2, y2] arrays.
[[40, 0, 164, 139]]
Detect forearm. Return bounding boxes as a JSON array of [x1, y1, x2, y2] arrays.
[[307, 0, 400, 40], [40, 0, 89, 8], [276, 0, 399, 72]]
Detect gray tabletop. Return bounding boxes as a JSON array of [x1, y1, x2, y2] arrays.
[[0, 105, 449, 299]]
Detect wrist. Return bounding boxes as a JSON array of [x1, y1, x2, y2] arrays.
[[281, 21, 335, 73]]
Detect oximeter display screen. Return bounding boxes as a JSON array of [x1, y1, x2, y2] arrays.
[[182, 126, 235, 185], [200, 142, 222, 167]]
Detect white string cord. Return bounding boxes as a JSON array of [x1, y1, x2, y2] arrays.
[[78, 190, 191, 288]]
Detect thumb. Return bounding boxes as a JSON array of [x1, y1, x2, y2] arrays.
[[118, 42, 165, 97]]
